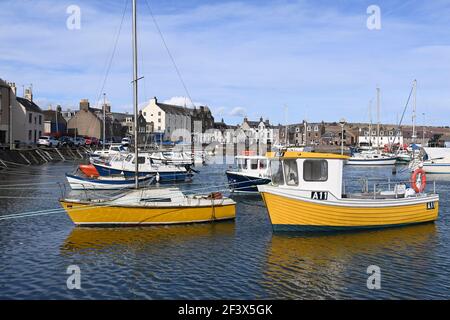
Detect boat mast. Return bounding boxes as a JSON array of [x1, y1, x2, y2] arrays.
[[284, 105, 288, 145], [376, 87, 380, 149], [368, 100, 372, 147], [132, 0, 139, 188], [103, 93, 106, 151], [412, 79, 417, 144]]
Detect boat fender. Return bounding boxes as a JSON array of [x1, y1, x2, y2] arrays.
[[411, 168, 426, 193], [156, 173, 160, 183]]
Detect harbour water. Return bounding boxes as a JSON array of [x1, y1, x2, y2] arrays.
[[1, 161, 450, 299]]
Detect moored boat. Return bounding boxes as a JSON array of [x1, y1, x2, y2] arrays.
[[258, 151, 439, 232], [92, 153, 194, 182], [346, 150, 397, 166], [419, 147, 450, 174], [60, 188, 236, 226], [66, 173, 154, 190], [59, 0, 235, 226], [226, 154, 271, 193]]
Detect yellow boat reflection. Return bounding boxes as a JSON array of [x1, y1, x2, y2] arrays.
[[62, 221, 235, 252], [264, 223, 437, 297]]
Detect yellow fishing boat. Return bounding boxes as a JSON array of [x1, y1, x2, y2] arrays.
[[258, 152, 439, 232], [60, 188, 236, 226]]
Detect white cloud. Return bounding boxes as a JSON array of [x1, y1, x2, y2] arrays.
[[1, 1, 450, 126], [229, 107, 247, 117], [163, 96, 199, 107]]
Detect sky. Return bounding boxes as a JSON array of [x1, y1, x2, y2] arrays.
[[1, 0, 450, 126]]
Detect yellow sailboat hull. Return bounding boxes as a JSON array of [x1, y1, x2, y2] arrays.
[[260, 192, 439, 232], [60, 201, 236, 226]]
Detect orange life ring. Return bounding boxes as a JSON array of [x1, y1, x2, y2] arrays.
[[411, 168, 426, 193]]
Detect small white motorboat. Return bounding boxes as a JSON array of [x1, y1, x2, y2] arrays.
[[411, 147, 450, 174], [226, 153, 271, 193], [346, 150, 397, 166], [66, 173, 154, 190]]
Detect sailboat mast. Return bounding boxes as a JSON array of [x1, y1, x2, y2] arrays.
[[376, 87, 380, 149], [412, 79, 417, 144], [103, 93, 106, 151], [132, 0, 139, 189], [368, 100, 372, 147]]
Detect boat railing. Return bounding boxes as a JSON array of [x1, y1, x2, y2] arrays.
[[343, 178, 436, 199]]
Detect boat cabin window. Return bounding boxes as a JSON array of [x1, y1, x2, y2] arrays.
[[237, 159, 244, 170], [133, 156, 146, 164], [250, 159, 258, 170], [303, 160, 328, 182], [259, 159, 267, 170], [270, 160, 285, 185], [125, 154, 133, 162], [283, 159, 299, 186]]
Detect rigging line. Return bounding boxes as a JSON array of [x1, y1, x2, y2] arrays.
[[94, 0, 129, 109], [392, 84, 414, 147], [0, 181, 243, 221], [144, 0, 197, 108]]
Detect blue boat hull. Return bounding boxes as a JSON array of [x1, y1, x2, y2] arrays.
[[226, 171, 271, 193], [93, 164, 192, 182]]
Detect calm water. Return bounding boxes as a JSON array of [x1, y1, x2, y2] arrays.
[[1, 160, 450, 299]]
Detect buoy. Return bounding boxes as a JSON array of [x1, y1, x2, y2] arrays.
[[411, 168, 426, 193]]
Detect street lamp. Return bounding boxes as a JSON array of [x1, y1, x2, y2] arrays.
[[339, 118, 346, 155], [422, 112, 426, 145]]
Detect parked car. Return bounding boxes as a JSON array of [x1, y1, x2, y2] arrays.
[[84, 136, 92, 146], [38, 136, 60, 148], [90, 137, 99, 146], [59, 136, 74, 147], [73, 137, 85, 147], [121, 137, 131, 146]]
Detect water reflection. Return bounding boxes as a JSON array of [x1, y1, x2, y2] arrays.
[[61, 221, 236, 253], [263, 223, 438, 299]]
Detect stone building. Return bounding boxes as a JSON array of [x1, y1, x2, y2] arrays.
[[43, 105, 67, 137], [141, 97, 215, 142]]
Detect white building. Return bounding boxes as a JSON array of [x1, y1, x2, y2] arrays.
[[141, 97, 192, 142], [358, 126, 403, 147], [240, 117, 274, 144]]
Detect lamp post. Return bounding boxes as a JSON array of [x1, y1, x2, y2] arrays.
[[422, 112, 426, 145], [339, 118, 346, 155]]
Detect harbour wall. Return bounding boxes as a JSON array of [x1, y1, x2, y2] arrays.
[[0, 147, 90, 167]]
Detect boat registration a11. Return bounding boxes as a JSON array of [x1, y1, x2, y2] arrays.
[[311, 191, 328, 200]]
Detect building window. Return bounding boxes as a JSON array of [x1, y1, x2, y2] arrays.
[[29, 113, 32, 123], [143, 112, 146, 116], [314, 126, 318, 132], [389, 131, 393, 136], [158, 112, 161, 116], [39, 115, 42, 125], [158, 126, 161, 131], [28, 130, 32, 140], [158, 118, 161, 123], [307, 126, 311, 132], [380, 131, 384, 136]]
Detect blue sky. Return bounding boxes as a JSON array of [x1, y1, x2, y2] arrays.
[[1, 0, 450, 126]]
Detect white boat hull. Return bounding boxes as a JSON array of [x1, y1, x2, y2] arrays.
[[66, 174, 153, 190], [346, 158, 396, 166]]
